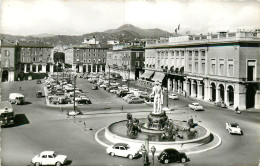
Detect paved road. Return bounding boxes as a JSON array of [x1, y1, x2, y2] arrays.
[[1, 79, 260, 166]]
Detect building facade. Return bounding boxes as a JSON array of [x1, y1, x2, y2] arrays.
[[106, 45, 145, 80], [64, 44, 109, 73], [0, 39, 54, 82], [18, 41, 54, 74], [143, 30, 260, 110]]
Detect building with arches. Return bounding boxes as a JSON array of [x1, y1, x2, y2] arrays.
[[64, 44, 109, 73], [106, 44, 145, 80], [143, 30, 260, 110], [0, 39, 54, 82]]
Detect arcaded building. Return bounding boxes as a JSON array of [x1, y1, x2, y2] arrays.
[[106, 44, 145, 80], [0, 39, 54, 82], [143, 30, 260, 110], [64, 44, 109, 73]]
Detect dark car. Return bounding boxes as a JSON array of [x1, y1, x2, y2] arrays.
[[117, 91, 131, 97], [92, 85, 98, 90], [158, 148, 188, 164], [36, 79, 41, 84], [36, 91, 43, 98]]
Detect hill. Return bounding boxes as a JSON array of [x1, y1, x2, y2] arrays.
[[0, 24, 174, 46]]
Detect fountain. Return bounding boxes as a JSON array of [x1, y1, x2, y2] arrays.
[[97, 81, 219, 153]]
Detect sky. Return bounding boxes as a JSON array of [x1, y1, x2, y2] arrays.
[[0, 0, 260, 36]]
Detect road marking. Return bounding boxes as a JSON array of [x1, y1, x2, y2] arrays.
[[186, 130, 222, 155], [95, 127, 110, 148]]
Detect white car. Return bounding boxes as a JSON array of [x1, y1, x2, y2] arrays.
[[188, 103, 204, 111], [226, 122, 243, 135], [31, 151, 67, 166], [169, 94, 179, 100], [106, 143, 140, 159]]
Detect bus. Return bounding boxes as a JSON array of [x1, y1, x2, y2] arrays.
[[0, 101, 15, 127]]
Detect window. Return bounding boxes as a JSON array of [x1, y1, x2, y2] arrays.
[[227, 59, 234, 77], [33, 57, 36, 61], [34, 52, 37, 55], [195, 62, 198, 73], [76, 53, 79, 56], [93, 54, 95, 56], [42, 155, 47, 158], [195, 51, 198, 60], [88, 59, 91, 63], [189, 51, 192, 60], [103, 58, 106, 63], [189, 64, 192, 72], [247, 60, 256, 81], [136, 52, 139, 58], [83, 59, 86, 63], [201, 62, 205, 74], [89, 54, 91, 57], [93, 59, 96, 63], [48, 155, 53, 158], [219, 59, 225, 76], [211, 59, 216, 75]]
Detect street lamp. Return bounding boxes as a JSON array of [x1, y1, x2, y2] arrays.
[[165, 70, 170, 108], [56, 62, 59, 84], [73, 74, 77, 112], [151, 146, 156, 166]]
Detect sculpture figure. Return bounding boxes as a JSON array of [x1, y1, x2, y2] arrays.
[[150, 81, 164, 114]]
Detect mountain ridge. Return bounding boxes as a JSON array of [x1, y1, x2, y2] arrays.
[[0, 24, 174, 46]]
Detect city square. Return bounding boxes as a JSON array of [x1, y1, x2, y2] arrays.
[[1, 0, 260, 166]]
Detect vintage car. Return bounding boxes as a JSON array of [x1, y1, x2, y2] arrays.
[[31, 151, 67, 166], [36, 91, 43, 98], [169, 94, 179, 100], [92, 85, 98, 90], [188, 103, 204, 111], [128, 97, 145, 104], [226, 122, 243, 135], [158, 148, 188, 164], [106, 143, 140, 159], [214, 101, 227, 108]]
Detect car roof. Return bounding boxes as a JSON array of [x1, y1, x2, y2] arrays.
[[163, 148, 178, 153], [114, 143, 128, 147], [40, 151, 55, 155], [230, 123, 239, 126]]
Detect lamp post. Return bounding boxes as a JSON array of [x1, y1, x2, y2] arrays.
[[108, 65, 111, 89], [165, 70, 170, 108], [73, 74, 77, 112], [128, 68, 130, 92], [151, 146, 156, 166], [56, 62, 59, 84]]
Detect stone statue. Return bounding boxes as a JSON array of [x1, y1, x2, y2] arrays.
[[151, 81, 164, 114]]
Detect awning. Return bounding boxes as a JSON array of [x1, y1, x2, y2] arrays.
[[140, 70, 154, 79], [187, 76, 203, 81], [152, 72, 165, 82]]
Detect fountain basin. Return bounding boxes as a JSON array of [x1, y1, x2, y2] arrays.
[[105, 119, 212, 151]]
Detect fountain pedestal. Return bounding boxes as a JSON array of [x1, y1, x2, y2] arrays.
[[144, 112, 168, 132]]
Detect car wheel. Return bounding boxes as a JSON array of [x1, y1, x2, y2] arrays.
[[128, 154, 133, 159], [55, 161, 61, 166], [111, 152, 115, 156], [35, 162, 40, 166], [181, 157, 187, 163], [164, 159, 169, 164]]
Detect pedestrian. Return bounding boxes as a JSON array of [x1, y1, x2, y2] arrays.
[[235, 106, 239, 113], [121, 105, 124, 111]]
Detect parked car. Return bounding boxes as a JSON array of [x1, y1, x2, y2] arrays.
[[138, 92, 149, 98], [128, 97, 145, 104], [37, 79, 41, 84], [49, 97, 59, 105], [117, 91, 131, 97], [214, 101, 227, 108], [106, 143, 140, 159], [92, 85, 98, 90], [145, 95, 154, 103], [169, 94, 179, 100], [188, 103, 204, 111], [36, 91, 43, 98], [31, 151, 68, 166], [226, 122, 243, 135], [158, 148, 188, 164]]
